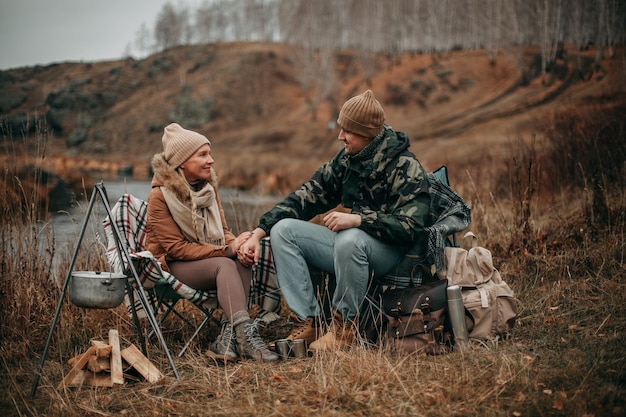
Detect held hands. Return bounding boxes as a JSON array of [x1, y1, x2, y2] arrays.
[[231, 231, 254, 267], [238, 228, 265, 265], [323, 211, 361, 232], [231, 231, 252, 253]]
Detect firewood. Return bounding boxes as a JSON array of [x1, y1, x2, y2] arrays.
[[87, 356, 111, 373], [84, 372, 114, 387], [58, 346, 97, 390], [68, 352, 95, 367], [67, 369, 86, 387], [90, 339, 113, 357], [108, 329, 124, 385], [59, 329, 166, 390], [120, 344, 164, 384]]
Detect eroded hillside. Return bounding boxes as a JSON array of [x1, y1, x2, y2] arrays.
[[1, 42, 624, 193]]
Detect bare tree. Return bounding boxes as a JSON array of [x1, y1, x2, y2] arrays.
[[136, 0, 625, 98], [154, 2, 187, 52], [194, 3, 215, 43], [485, 0, 503, 65], [134, 23, 152, 59], [536, 0, 564, 83], [568, 0, 593, 76], [284, 0, 341, 121], [603, 0, 623, 59]]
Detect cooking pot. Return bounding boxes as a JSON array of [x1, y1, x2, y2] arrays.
[[69, 271, 127, 309]]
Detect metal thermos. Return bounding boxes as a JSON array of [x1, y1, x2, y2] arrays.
[[447, 285, 469, 345]]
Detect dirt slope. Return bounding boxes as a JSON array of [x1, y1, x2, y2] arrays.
[[1, 42, 624, 193]]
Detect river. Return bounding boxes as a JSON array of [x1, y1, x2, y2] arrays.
[[49, 178, 281, 263]]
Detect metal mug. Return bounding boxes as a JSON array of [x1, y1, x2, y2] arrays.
[[290, 339, 307, 358], [274, 339, 291, 360]]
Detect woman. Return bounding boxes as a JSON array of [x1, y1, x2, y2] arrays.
[[146, 122, 277, 362]]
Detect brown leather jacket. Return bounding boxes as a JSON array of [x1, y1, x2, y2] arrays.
[[145, 153, 236, 272]]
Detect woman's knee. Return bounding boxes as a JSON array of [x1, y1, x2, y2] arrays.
[[214, 258, 242, 287]]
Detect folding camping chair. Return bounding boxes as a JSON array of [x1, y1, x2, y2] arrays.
[[359, 165, 472, 340], [103, 193, 220, 357], [103, 193, 283, 357]]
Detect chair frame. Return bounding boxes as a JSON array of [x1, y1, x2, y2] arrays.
[[144, 283, 218, 357], [104, 193, 220, 358]]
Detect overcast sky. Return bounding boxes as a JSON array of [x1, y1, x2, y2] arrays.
[[0, 0, 203, 70]]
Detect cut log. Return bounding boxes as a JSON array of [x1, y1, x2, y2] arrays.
[[67, 369, 86, 387], [87, 356, 111, 373], [120, 344, 164, 384], [90, 339, 113, 357], [108, 329, 124, 385], [68, 352, 95, 367], [84, 372, 114, 387], [57, 346, 96, 390]]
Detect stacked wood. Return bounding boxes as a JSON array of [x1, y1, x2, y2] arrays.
[[58, 329, 165, 389]]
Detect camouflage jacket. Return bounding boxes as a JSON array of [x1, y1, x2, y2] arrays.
[[258, 126, 431, 247]]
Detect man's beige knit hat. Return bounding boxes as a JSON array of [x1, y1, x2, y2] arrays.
[[336, 90, 385, 138], [162, 123, 211, 168]]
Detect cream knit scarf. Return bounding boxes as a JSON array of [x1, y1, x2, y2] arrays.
[[161, 181, 225, 246]]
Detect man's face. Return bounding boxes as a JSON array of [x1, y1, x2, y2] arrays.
[[338, 128, 370, 155]]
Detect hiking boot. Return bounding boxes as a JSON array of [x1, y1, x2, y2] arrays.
[[235, 318, 279, 362], [309, 311, 357, 352], [285, 316, 322, 347], [206, 322, 238, 363]]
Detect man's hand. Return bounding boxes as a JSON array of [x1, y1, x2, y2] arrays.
[[323, 212, 361, 232], [231, 231, 252, 253], [239, 228, 267, 265]]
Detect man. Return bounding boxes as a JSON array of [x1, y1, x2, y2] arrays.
[[240, 90, 431, 352]]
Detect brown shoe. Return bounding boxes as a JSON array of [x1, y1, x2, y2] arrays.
[[235, 318, 279, 362], [309, 312, 357, 352], [286, 317, 322, 347]]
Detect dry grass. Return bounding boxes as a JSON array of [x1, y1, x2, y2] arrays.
[[2, 86, 626, 417]]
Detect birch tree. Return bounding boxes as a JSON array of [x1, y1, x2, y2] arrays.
[[154, 2, 187, 51]]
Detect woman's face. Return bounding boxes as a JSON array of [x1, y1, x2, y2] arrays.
[[180, 144, 214, 182]]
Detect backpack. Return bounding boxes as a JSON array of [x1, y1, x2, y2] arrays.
[[441, 232, 518, 340], [381, 278, 452, 355]]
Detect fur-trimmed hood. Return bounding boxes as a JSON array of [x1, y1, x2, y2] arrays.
[[150, 152, 219, 207]]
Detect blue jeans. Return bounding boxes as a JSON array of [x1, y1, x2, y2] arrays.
[[269, 218, 405, 321]]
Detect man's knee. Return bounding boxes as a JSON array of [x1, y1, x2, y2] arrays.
[[271, 218, 299, 240], [335, 228, 368, 257]]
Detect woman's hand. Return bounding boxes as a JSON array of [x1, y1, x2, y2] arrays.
[[237, 249, 254, 267]]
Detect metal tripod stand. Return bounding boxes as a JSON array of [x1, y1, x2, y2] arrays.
[[31, 182, 179, 397]]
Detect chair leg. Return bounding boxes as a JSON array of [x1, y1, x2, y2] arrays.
[[178, 316, 211, 357], [146, 286, 221, 356], [165, 304, 197, 327]]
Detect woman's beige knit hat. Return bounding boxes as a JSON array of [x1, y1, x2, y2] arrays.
[[336, 90, 385, 138], [162, 123, 211, 168]]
